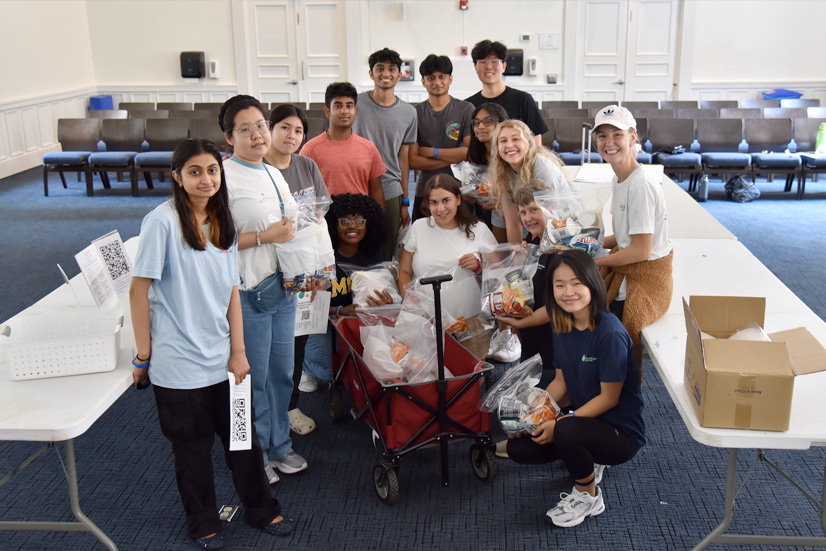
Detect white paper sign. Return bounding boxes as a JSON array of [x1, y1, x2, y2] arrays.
[[74, 230, 133, 309], [228, 372, 252, 451], [294, 290, 332, 336]]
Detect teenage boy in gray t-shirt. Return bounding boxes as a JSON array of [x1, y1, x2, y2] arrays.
[[408, 54, 474, 222], [352, 47, 417, 258]]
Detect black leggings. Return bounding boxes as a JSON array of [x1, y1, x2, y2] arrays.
[[506, 416, 639, 481]]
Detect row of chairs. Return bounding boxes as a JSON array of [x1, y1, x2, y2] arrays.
[[541, 98, 820, 112], [115, 101, 315, 111], [544, 106, 826, 120], [543, 117, 826, 199], [44, 118, 225, 197]]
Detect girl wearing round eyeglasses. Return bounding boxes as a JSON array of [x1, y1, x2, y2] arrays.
[[220, 95, 305, 485], [465, 102, 509, 239]]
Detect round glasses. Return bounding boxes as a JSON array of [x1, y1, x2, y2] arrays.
[[234, 121, 271, 138], [471, 118, 497, 128], [338, 218, 366, 229]]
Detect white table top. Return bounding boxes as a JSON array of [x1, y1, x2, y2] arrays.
[[563, 164, 736, 240], [642, 237, 826, 450], [0, 240, 138, 442]]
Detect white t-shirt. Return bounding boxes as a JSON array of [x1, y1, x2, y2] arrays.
[[404, 217, 498, 319], [610, 164, 671, 300], [132, 201, 240, 390], [225, 156, 297, 290]]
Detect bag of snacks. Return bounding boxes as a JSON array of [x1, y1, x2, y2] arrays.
[[276, 197, 336, 291], [451, 161, 497, 208], [479, 244, 540, 321], [480, 354, 559, 434], [342, 261, 403, 306], [533, 187, 611, 258]]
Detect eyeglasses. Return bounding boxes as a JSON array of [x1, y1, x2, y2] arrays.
[[475, 59, 502, 68], [234, 121, 271, 138], [471, 118, 497, 128], [338, 218, 366, 229]]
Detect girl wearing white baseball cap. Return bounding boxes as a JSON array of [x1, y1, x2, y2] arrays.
[[592, 105, 673, 380]]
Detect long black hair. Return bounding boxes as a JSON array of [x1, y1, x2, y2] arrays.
[[466, 102, 509, 165], [170, 138, 236, 251], [422, 174, 479, 240], [325, 193, 385, 256], [544, 249, 608, 333]]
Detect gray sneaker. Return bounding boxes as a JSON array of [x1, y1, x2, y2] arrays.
[[271, 452, 308, 474], [546, 486, 605, 528], [264, 463, 280, 485]]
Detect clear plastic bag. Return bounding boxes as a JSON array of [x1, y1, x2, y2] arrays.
[[343, 261, 403, 306], [533, 187, 611, 257], [479, 244, 540, 321], [276, 196, 336, 292], [451, 161, 497, 208], [480, 354, 559, 434]]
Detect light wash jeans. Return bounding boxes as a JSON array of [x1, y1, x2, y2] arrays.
[[302, 330, 333, 382], [240, 277, 297, 463]]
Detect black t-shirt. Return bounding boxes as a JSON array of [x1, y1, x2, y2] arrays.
[[330, 249, 384, 308], [465, 86, 548, 137], [520, 252, 554, 368]]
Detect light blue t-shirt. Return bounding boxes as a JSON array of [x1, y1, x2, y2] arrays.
[[133, 201, 240, 390]]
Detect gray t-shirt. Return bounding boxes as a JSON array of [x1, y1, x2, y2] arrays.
[[278, 153, 330, 203], [352, 92, 417, 200], [414, 96, 474, 196]]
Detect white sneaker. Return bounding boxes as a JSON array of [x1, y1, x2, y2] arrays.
[[594, 463, 607, 485], [298, 372, 318, 393], [546, 486, 605, 528], [494, 439, 509, 459], [493, 329, 521, 363], [486, 329, 505, 359], [264, 463, 280, 485]]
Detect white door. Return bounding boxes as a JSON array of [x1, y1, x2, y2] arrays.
[[574, 0, 680, 102], [234, 0, 348, 105]]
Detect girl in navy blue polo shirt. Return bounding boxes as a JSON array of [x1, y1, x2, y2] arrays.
[[506, 249, 645, 528]]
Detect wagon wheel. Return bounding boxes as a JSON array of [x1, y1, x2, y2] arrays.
[[470, 444, 499, 481], [373, 462, 400, 505], [329, 384, 344, 422]]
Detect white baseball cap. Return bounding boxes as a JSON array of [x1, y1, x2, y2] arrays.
[[593, 105, 637, 131]]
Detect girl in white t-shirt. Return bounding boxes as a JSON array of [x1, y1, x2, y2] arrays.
[[591, 105, 673, 378], [489, 119, 569, 244], [398, 174, 498, 323]]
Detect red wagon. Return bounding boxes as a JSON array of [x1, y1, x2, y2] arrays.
[[329, 275, 498, 504]]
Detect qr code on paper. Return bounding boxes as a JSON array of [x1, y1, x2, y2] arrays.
[[100, 242, 130, 281], [231, 398, 247, 441], [301, 310, 311, 321]]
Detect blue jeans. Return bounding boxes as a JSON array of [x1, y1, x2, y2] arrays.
[[302, 330, 333, 382], [240, 276, 297, 463]]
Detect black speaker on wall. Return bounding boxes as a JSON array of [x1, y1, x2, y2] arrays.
[[180, 51, 205, 78], [504, 49, 524, 76]]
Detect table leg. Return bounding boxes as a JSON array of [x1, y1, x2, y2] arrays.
[[692, 448, 738, 551]]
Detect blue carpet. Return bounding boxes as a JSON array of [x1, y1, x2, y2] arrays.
[[2, 169, 826, 550]]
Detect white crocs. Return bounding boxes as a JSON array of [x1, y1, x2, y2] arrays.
[[288, 408, 316, 435]]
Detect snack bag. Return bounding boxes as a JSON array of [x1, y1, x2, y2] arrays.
[[480, 244, 540, 321], [276, 196, 336, 292], [533, 187, 611, 258], [451, 161, 497, 208], [343, 262, 403, 306]]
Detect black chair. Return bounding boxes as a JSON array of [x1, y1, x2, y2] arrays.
[[128, 110, 169, 119], [194, 102, 225, 110], [793, 118, 826, 197], [649, 118, 702, 188], [87, 119, 146, 196], [779, 98, 820, 109], [118, 102, 155, 112], [157, 102, 194, 111], [661, 100, 698, 110], [42, 119, 101, 196], [541, 100, 578, 111], [544, 107, 588, 119], [745, 118, 801, 196], [764, 107, 807, 120], [304, 117, 328, 142], [697, 118, 751, 185], [541, 119, 556, 150], [621, 101, 659, 111], [170, 109, 217, 120], [190, 119, 231, 153], [677, 108, 718, 122], [580, 101, 611, 111], [553, 118, 602, 165], [700, 100, 738, 110], [88, 109, 128, 119], [634, 108, 674, 119], [308, 102, 326, 111], [133, 119, 191, 189], [739, 99, 778, 109], [720, 108, 762, 120]]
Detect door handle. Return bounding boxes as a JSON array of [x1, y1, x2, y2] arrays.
[[614, 80, 625, 85], [287, 80, 298, 85]]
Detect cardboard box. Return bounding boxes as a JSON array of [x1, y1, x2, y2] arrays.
[[683, 296, 826, 431]]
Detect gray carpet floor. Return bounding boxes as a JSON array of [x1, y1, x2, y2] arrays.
[[1, 169, 825, 551]]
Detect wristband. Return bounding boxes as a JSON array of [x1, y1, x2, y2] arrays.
[[256, 231, 261, 247], [401, 198, 410, 206], [132, 356, 150, 369], [568, 411, 576, 417], [434, 148, 440, 160]]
